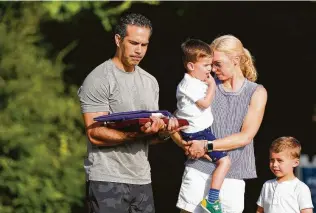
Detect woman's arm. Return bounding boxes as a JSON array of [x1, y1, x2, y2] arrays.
[[212, 85, 267, 151], [188, 86, 267, 158]]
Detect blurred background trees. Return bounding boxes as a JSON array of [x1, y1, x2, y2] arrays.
[[0, 2, 158, 213], [0, 3, 84, 213]]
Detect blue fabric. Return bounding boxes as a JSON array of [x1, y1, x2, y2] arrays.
[[208, 188, 220, 203], [94, 110, 173, 122], [180, 127, 227, 162]]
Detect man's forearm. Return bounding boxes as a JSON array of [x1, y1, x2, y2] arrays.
[[88, 124, 149, 146]]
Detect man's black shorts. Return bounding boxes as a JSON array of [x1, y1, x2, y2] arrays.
[[86, 180, 155, 213]]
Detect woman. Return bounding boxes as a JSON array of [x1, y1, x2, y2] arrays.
[[175, 35, 268, 213]]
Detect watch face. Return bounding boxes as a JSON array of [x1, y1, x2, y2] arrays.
[[207, 142, 213, 152]]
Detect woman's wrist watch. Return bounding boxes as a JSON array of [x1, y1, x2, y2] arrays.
[[204, 141, 213, 152]]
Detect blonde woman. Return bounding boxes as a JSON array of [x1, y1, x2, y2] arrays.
[[175, 35, 268, 213]]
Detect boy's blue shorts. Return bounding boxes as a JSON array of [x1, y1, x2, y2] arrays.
[[180, 127, 227, 162]]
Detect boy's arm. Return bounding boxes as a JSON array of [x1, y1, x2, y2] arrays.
[[256, 206, 264, 213], [149, 117, 181, 145], [300, 208, 313, 213], [195, 76, 215, 109], [170, 132, 191, 153]]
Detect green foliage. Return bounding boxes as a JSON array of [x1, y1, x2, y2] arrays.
[[42, 1, 160, 31], [0, 4, 86, 213], [0, 1, 161, 212]]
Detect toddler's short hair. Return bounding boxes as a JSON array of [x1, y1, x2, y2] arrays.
[[270, 136, 301, 159], [181, 39, 211, 67]]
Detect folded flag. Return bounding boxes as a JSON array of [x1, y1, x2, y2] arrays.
[[93, 110, 188, 130], [93, 110, 172, 122]]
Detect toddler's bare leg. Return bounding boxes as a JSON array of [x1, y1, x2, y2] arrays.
[[210, 156, 231, 189]]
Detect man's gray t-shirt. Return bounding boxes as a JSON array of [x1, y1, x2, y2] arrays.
[[78, 59, 159, 184]]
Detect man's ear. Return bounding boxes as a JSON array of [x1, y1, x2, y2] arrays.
[[186, 62, 194, 71], [115, 34, 121, 47]]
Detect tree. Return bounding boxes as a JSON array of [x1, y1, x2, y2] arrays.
[[0, 3, 86, 213], [42, 1, 159, 31], [0, 1, 162, 212], [0, 2, 160, 212]]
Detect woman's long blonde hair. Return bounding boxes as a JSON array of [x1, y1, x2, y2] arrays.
[[210, 35, 257, 82]]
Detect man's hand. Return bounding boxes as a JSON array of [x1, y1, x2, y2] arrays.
[[166, 117, 179, 132], [140, 116, 166, 134], [141, 116, 184, 134]]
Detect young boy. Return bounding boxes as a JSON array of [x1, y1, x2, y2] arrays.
[[256, 136, 314, 213], [171, 39, 231, 213]]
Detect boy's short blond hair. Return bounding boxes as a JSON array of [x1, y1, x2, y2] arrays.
[[181, 39, 212, 68], [270, 136, 301, 159]]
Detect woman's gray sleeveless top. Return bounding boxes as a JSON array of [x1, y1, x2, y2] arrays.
[[185, 79, 260, 179]]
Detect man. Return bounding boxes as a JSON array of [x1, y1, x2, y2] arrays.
[[78, 13, 178, 213]]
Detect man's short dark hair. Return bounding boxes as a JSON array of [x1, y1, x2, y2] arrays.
[[115, 13, 152, 39]]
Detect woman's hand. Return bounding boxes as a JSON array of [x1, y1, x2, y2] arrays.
[[187, 140, 211, 161]]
